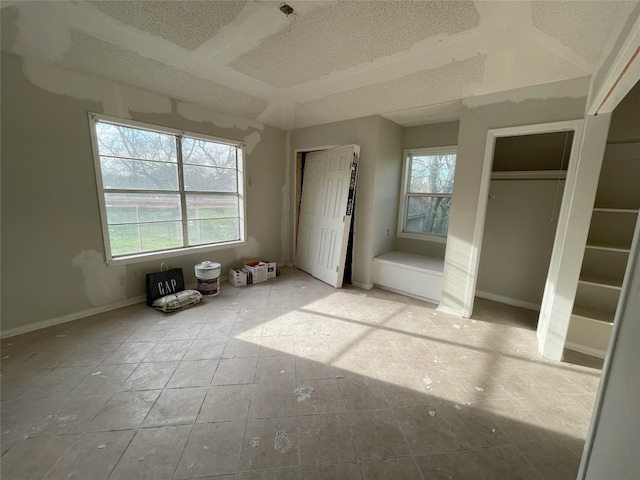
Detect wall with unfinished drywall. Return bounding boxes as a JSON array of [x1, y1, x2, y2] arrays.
[[0, 52, 286, 335]]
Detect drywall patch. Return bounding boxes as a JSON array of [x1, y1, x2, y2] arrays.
[[243, 131, 261, 154], [177, 101, 264, 131], [12, 2, 72, 63], [234, 236, 260, 261], [119, 84, 172, 115], [72, 250, 127, 306], [22, 58, 110, 105], [295, 55, 485, 129], [462, 76, 590, 108], [231, 1, 480, 88], [57, 30, 269, 120]]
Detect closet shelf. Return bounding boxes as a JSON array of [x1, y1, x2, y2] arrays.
[[578, 277, 623, 290], [490, 170, 566, 180], [585, 243, 631, 253], [572, 306, 615, 324], [592, 207, 639, 214]]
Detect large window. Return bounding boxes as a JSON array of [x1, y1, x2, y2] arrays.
[[90, 114, 245, 263], [398, 146, 456, 239]]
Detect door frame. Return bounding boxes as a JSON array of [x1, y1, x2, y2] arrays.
[[462, 119, 584, 328]]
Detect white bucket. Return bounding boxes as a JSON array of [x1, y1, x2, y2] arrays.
[[195, 261, 221, 296]]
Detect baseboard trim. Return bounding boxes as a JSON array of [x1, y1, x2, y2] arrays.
[[475, 290, 540, 312], [373, 284, 439, 305], [1, 295, 147, 339], [351, 281, 374, 290], [565, 341, 607, 359], [436, 304, 464, 318], [2, 273, 235, 339]]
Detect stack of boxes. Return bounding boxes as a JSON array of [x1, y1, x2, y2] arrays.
[[229, 259, 277, 287]]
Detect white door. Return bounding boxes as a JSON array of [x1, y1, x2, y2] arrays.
[[295, 145, 359, 288]]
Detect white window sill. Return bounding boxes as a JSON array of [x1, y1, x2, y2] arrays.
[[396, 232, 447, 243], [106, 240, 246, 266]]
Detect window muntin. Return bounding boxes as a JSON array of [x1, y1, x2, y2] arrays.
[[399, 147, 456, 239], [91, 115, 244, 262]]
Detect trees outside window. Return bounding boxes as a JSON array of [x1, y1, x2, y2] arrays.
[[90, 114, 245, 262], [398, 147, 456, 238]]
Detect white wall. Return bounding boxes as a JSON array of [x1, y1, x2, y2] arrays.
[[476, 179, 563, 309], [0, 52, 286, 335], [372, 118, 404, 258]]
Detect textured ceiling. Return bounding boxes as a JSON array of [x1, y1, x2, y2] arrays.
[[1, 0, 637, 130], [231, 1, 480, 87], [89, 1, 248, 51]]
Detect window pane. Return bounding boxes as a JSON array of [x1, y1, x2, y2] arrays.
[[187, 218, 239, 246], [100, 157, 178, 190], [186, 194, 238, 220], [105, 193, 181, 224], [95, 123, 177, 162], [92, 117, 245, 260], [183, 165, 237, 192], [405, 196, 452, 235], [182, 138, 236, 168], [108, 221, 183, 256], [409, 154, 456, 194]]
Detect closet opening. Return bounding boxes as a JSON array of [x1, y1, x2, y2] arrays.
[[475, 131, 574, 317]]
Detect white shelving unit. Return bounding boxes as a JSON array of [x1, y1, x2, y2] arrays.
[[567, 142, 640, 357]]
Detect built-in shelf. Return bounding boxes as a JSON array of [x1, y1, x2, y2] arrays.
[[587, 210, 637, 250], [578, 278, 623, 290], [592, 207, 639, 214], [572, 306, 615, 324], [568, 140, 639, 355], [585, 243, 631, 253]]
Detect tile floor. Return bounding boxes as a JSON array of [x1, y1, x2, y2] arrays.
[[1, 266, 602, 479]]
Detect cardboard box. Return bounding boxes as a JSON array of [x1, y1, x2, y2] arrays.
[[243, 258, 260, 267], [263, 261, 277, 279], [243, 263, 267, 284], [228, 268, 247, 287]]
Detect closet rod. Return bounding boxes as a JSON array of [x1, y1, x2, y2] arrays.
[[491, 170, 567, 181]]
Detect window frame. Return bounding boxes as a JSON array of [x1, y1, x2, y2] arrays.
[[89, 113, 246, 266], [397, 145, 457, 242]]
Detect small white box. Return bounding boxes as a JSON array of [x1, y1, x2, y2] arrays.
[[229, 268, 247, 287]]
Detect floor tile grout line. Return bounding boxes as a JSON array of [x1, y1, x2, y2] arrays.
[[0, 269, 601, 480], [104, 429, 138, 480]]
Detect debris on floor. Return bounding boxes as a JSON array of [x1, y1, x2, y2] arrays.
[[273, 430, 292, 454], [295, 385, 315, 402]]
